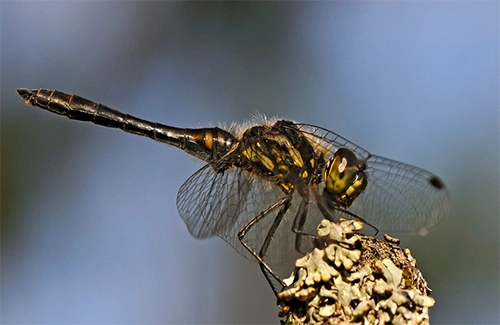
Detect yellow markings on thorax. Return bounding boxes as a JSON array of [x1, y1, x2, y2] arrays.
[[242, 132, 308, 174], [242, 145, 275, 171], [264, 133, 305, 168], [279, 182, 293, 192], [241, 131, 313, 195]]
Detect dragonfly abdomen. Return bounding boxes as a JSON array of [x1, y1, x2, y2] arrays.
[[17, 88, 236, 163]]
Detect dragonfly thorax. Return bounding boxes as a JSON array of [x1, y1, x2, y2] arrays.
[[238, 121, 318, 195]]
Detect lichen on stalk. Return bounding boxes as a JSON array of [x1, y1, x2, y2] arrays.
[[278, 219, 435, 325]]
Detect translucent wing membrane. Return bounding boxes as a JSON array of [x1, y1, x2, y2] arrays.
[[290, 122, 450, 233], [177, 164, 311, 266], [355, 155, 449, 233]]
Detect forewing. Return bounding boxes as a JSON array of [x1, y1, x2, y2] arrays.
[[352, 155, 450, 233], [287, 122, 450, 233]]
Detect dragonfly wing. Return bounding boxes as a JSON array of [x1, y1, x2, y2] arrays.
[[353, 155, 450, 233], [176, 164, 293, 262], [287, 122, 450, 233], [176, 164, 223, 239]]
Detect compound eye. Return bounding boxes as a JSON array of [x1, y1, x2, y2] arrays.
[[323, 149, 360, 194]]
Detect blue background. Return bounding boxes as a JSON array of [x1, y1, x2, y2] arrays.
[[2, 2, 498, 324]]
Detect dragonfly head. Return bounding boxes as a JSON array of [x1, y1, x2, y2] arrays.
[[323, 148, 367, 207]]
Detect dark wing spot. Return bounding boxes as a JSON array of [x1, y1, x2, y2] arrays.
[[429, 176, 445, 189]]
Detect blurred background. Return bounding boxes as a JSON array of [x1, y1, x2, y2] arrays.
[[1, 2, 498, 324]]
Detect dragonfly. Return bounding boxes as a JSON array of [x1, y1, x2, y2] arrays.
[[16, 88, 450, 294]]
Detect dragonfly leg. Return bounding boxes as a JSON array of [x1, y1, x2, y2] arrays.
[[334, 207, 379, 235], [315, 191, 379, 235], [290, 199, 318, 254], [238, 196, 291, 295]]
